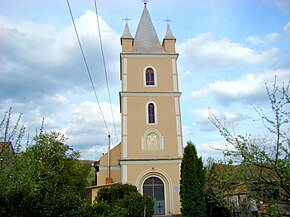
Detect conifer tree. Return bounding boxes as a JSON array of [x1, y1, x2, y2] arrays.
[[180, 141, 206, 217]]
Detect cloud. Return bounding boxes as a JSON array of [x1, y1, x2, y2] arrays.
[[192, 108, 250, 132], [0, 10, 120, 103], [182, 125, 194, 137], [245, 33, 280, 45], [63, 100, 121, 159], [78, 145, 108, 160], [0, 11, 122, 160], [180, 71, 192, 83], [0, 93, 69, 129], [0, 98, 121, 161], [191, 109, 216, 132], [245, 36, 263, 45], [284, 22, 290, 35], [266, 33, 280, 42], [178, 32, 280, 68], [195, 141, 226, 160], [191, 69, 290, 105]]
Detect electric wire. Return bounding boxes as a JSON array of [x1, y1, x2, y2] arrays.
[[93, 0, 119, 144], [66, 0, 110, 136]]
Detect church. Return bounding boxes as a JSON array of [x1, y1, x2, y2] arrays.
[[92, 3, 183, 216]]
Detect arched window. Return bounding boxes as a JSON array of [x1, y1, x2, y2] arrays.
[[143, 177, 165, 215], [146, 68, 155, 85], [148, 103, 155, 123]]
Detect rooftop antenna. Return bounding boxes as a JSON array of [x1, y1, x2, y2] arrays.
[[142, 0, 149, 6]]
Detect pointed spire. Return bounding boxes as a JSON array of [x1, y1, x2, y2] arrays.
[[134, 4, 163, 53], [121, 22, 133, 39], [162, 19, 176, 53], [164, 23, 176, 40], [121, 18, 133, 52]]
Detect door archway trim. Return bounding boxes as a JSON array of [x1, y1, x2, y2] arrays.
[[135, 168, 174, 214]]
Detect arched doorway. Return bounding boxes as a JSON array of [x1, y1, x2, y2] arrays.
[[143, 177, 165, 215]]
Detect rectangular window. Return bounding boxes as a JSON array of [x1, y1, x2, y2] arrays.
[[148, 103, 155, 123]]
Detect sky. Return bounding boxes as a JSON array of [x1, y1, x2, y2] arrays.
[[0, 0, 289, 161]]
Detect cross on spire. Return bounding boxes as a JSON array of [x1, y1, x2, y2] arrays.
[[142, 0, 149, 6], [122, 16, 131, 23], [164, 17, 172, 24]]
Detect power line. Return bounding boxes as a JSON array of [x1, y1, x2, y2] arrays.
[[93, 0, 119, 144], [66, 0, 110, 136]]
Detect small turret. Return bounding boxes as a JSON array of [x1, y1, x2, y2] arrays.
[[162, 23, 176, 53], [121, 22, 133, 52]]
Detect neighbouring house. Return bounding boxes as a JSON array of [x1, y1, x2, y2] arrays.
[[0, 141, 15, 170], [206, 163, 290, 216], [0, 141, 14, 155]]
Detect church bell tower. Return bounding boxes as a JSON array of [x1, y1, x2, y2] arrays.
[[119, 3, 183, 215]]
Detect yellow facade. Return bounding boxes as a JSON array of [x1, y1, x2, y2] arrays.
[[97, 5, 183, 216]]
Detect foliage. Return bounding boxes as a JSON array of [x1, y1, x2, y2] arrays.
[[96, 182, 138, 203], [0, 108, 25, 180], [0, 107, 25, 148], [0, 117, 93, 217], [205, 194, 231, 217], [180, 141, 207, 217], [24, 131, 89, 194], [205, 158, 232, 217], [208, 79, 290, 216], [95, 183, 154, 217]]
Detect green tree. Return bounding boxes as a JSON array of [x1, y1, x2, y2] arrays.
[[0, 108, 25, 178], [180, 141, 207, 217], [0, 108, 28, 217], [95, 183, 154, 217], [209, 79, 290, 216], [0, 131, 92, 217]]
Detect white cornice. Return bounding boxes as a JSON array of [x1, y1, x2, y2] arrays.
[[99, 165, 121, 171], [121, 53, 179, 59], [120, 92, 181, 97], [119, 158, 182, 165]]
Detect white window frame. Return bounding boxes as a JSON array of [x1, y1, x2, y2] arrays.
[[146, 101, 158, 125], [143, 65, 157, 87]]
